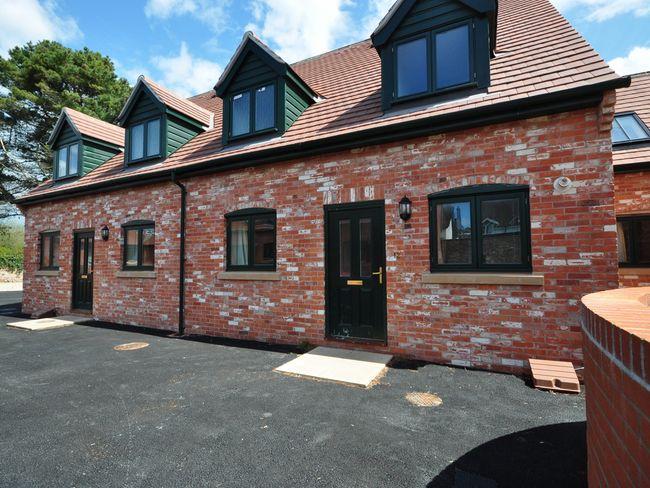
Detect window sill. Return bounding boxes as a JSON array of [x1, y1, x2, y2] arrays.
[[619, 267, 650, 275], [422, 272, 544, 286], [117, 270, 156, 279], [218, 271, 281, 281], [35, 270, 60, 277]]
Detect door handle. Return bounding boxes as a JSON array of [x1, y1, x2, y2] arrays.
[[372, 267, 383, 285]]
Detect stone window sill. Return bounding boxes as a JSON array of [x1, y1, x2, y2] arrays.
[[422, 272, 544, 286], [619, 267, 650, 275], [117, 270, 157, 279], [34, 269, 60, 277], [218, 271, 281, 281]]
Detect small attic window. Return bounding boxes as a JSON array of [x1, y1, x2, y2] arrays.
[[231, 83, 276, 138], [129, 118, 161, 162], [54, 143, 79, 180], [612, 113, 650, 145]]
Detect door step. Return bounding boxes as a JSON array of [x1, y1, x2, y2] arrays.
[[7, 315, 91, 331], [275, 346, 392, 387]]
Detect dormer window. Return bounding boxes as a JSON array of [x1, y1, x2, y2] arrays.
[[372, 0, 496, 110], [612, 113, 650, 145], [215, 32, 317, 145], [129, 118, 161, 162], [55, 143, 79, 179], [231, 83, 276, 139]]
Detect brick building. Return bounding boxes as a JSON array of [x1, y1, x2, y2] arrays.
[[612, 72, 650, 288], [17, 0, 630, 372]]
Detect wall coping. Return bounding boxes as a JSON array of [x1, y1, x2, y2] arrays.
[[582, 287, 650, 342]]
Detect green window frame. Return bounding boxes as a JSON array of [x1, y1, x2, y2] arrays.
[[226, 208, 277, 272], [122, 221, 155, 271], [229, 82, 276, 140], [54, 143, 80, 180], [128, 117, 162, 164], [429, 185, 531, 273], [392, 20, 475, 103], [40, 231, 60, 270], [617, 215, 650, 267]]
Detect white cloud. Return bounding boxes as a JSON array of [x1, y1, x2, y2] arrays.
[[144, 0, 230, 32], [361, 0, 395, 37], [551, 0, 650, 22], [247, 0, 356, 62], [151, 42, 221, 97], [0, 0, 82, 56], [608, 46, 650, 75]]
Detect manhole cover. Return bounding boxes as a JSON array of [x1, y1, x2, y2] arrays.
[[114, 342, 149, 351], [406, 392, 442, 407]]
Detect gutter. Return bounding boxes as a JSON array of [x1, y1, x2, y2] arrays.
[[16, 76, 631, 206], [171, 171, 187, 336]]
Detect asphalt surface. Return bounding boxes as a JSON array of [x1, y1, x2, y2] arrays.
[[0, 291, 587, 488]]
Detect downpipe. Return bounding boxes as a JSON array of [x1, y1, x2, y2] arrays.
[[171, 171, 186, 336]]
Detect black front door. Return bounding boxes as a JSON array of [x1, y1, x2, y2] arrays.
[[325, 201, 387, 341], [72, 231, 94, 310]]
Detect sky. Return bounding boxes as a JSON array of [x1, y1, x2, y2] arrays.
[[0, 0, 649, 98]]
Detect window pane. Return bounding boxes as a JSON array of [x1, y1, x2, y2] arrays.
[[396, 37, 428, 98], [232, 92, 251, 136], [617, 115, 648, 141], [255, 85, 275, 131], [130, 124, 144, 160], [339, 219, 351, 277], [41, 235, 51, 268], [125, 229, 139, 267], [142, 227, 155, 267], [638, 220, 650, 264], [617, 221, 631, 263], [58, 147, 68, 177], [253, 216, 275, 266], [612, 118, 628, 143], [230, 220, 249, 266], [51, 234, 60, 268], [481, 197, 522, 265], [436, 201, 472, 264], [68, 144, 79, 174], [146, 119, 160, 156], [359, 218, 372, 277], [436, 24, 470, 90]]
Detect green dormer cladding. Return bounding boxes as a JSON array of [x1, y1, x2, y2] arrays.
[[48, 108, 124, 181], [117, 76, 213, 166], [215, 32, 317, 145], [371, 0, 497, 110]]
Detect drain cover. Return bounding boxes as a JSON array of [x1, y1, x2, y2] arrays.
[[406, 392, 442, 407], [114, 342, 149, 351]]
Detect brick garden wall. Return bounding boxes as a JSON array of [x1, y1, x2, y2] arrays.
[[614, 169, 650, 287], [22, 96, 618, 373], [581, 288, 650, 487]]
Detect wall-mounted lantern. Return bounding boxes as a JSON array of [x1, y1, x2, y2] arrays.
[[399, 196, 412, 221], [101, 225, 110, 241]]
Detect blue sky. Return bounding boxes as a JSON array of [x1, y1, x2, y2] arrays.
[[0, 0, 649, 98]]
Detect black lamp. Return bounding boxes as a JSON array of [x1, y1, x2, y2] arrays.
[[101, 225, 110, 241], [399, 196, 412, 221]]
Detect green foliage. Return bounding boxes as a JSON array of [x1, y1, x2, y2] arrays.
[[0, 247, 22, 272], [0, 41, 131, 217], [0, 224, 24, 271]]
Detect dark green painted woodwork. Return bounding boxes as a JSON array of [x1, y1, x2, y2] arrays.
[[375, 0, 493, 110], [55, 121, 78, 148], [284, 79, 310, 131], [228, 52, 276, 94], [166, 112, 202, 157], [82, 140, 120, 174], [123, 89, 163, 126]]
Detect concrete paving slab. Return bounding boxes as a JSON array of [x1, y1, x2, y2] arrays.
[[7, 315, 90, 331], [275, 346, 392, 387]]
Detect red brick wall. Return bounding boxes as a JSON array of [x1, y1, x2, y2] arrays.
[[22, 98, 618, 373], [582, 288, 650, 487], [614, 170, 650, 287]]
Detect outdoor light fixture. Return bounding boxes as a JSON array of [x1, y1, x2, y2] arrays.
[[399, 196, 412, 221], [101, 225, 110, 241]]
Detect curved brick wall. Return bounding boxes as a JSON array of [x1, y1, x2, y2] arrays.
[[581, 287, 650, 487]]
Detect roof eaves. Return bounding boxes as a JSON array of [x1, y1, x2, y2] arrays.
[[46, 109, 82, 146]]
